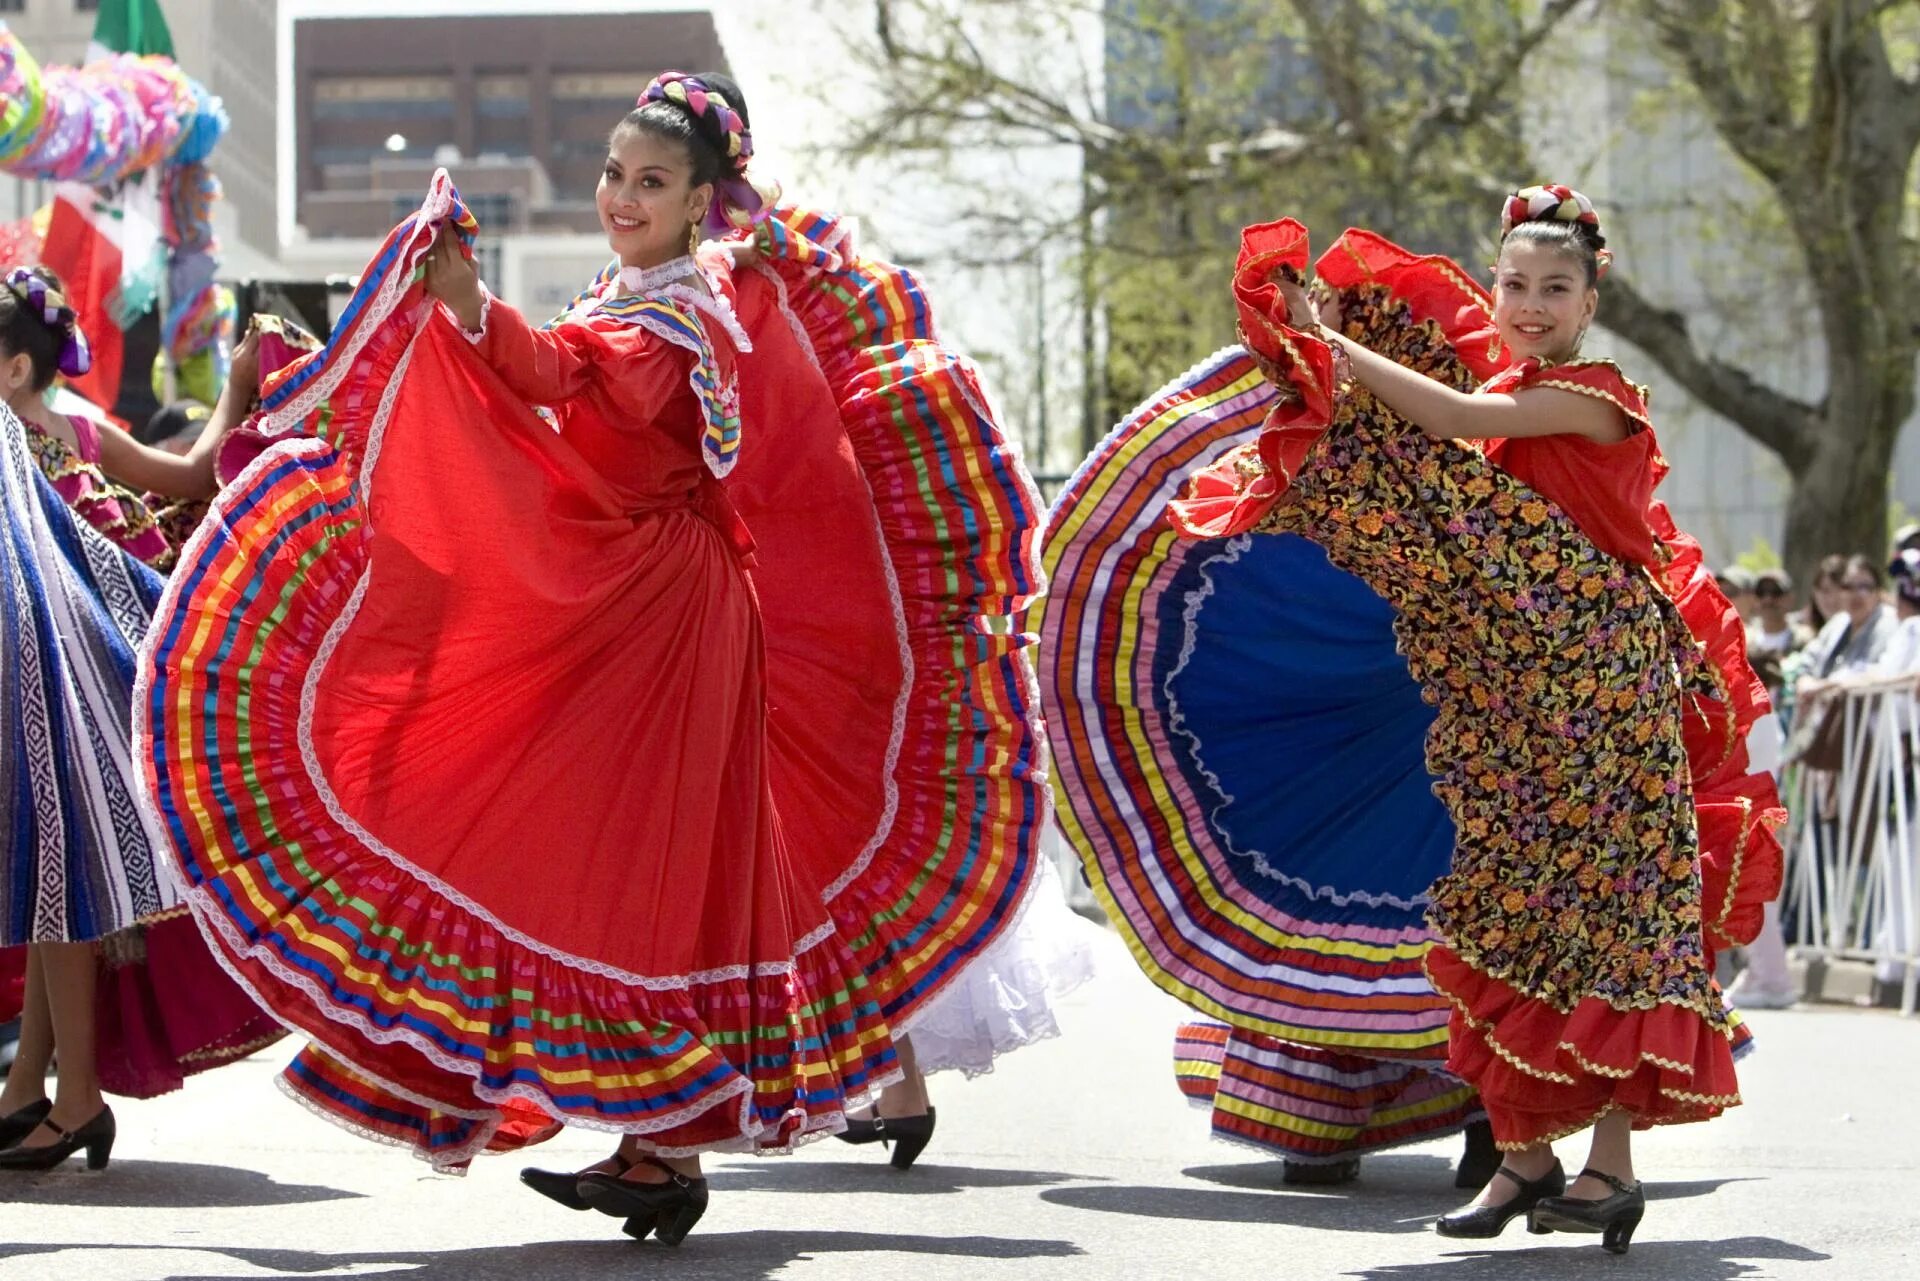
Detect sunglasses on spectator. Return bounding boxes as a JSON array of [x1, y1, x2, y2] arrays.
[[1756, 586, 1785, 599], [1843, 579, 1880, 592]]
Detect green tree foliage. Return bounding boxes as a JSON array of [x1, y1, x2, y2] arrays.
[[845, 0, 1920, 580]]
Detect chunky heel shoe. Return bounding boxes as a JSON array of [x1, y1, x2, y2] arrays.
[[1433, 1160, 1565, 1239], [1453, 1119, 1500, 1190], [0, 1099, 51, 1150], [0, 1105, 115, 1171], [577, 1156, 709, 1247], [836, 1106, 936, 1170], [521, 1153, 632, 1212], [648, 1180, 710, 1245], [1528, 1167, 1646, 1255]]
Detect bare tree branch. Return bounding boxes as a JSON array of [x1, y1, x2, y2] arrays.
[[1403, 0, 1587, 158], [1598, 271, 1820, 468]]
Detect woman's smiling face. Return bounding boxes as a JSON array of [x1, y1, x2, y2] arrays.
[[1492, 239, 1598, 364], [596, 127, 712, 268]]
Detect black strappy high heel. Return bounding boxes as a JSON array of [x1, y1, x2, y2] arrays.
[[0, 1105, 114, 1171], [576, 1155, 710, 1246], [1433, 1160, 1564, 1239], [519, 1152, 632, 1211], [834, 1106, 936, 1171], [0, 1098, 51, 1150], [1529, 1167, 1646, 1254]]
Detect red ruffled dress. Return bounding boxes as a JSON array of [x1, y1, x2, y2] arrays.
[[1169, 219, 1783, 1148], [137, 176, 1046, 1167]]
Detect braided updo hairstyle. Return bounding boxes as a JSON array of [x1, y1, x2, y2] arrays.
[[0, 266, 91, 392], [1499, 184, 1611, 288], [617, 71, 776, 235]]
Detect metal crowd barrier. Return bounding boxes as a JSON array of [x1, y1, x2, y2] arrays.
[[1783, 674, 1920, 1016]]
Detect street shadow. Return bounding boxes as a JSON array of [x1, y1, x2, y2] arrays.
[[1343, 1235, 1830, 1279], [707, 1159, 1092, 1196], [1041, 1183, 1434, 1234], [1184, 1158, 1755, 1205], [0, 1230, 1084, 1281], [0, 1159, 360, 1209], [1183, 1154, 1457, 1193]]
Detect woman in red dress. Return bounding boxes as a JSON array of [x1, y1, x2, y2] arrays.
[[139, 73, 1044, 1245], [1166, 186, 1781, 1254]]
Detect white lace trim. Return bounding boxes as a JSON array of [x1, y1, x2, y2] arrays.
[[444, 287, 492, 346], [819, 452, 914, 906], [1162, 535, 1431, 912], [256, 173, 454, 439], [747, 259, 820, 374], [651, 282, 752, 355], [616, 256, 697, 295]]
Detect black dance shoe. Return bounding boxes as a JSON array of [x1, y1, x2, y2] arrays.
[[1529, 1167, 1646, 1254], [834, 1105, 936, 1170], [0, 1105, 114, 1171], [521, 1152, 634, 1211], [1432, 1160, 1564, 1239], [0, 1098, 51, 1150], [577, 1156, 710, 1246], [1453, 1119, 1501, 1190]]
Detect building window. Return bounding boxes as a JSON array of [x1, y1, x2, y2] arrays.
[[313, 76, 458, 121], [0, 1, 27, 13], [466, 193, 514, 231], [77, 0, 100, 11]]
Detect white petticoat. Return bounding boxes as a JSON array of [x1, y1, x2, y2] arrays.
[[900, 857, 1097, 1077]]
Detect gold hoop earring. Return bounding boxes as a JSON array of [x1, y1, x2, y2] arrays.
[[686, 222, 700, 256]]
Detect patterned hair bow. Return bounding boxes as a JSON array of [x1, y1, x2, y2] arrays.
[[6, 267, 91, 377], [1499, 183, 1612, 278], [638, 71, 779, 235]]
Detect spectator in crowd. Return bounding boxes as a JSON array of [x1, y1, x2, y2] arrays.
[[1801, 553, 1849, 636], [1799, 554, 1897, 691], [1872, 550, 1920, 678], [1718, 565, 1760, 624], [1746, 569, 1812, 699], [1892, 522, 1920, 557]]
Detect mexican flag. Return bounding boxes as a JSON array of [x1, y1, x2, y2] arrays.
[[36, 1, 175, 409], [39, 182, 163, 410], [87, 0, 176, 62]]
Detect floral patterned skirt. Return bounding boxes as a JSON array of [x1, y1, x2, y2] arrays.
[[1259, 398, 1741, 1147]]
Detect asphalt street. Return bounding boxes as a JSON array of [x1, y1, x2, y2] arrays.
[[0, 924, 1909, 1281]]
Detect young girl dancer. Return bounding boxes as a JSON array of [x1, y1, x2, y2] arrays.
[[1043, 187, 1781, 1254]]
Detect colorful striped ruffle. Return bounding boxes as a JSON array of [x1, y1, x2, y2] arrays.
[[743, 206, 1050, 1030], [1175, 1021, 1481, 1163], [1036, 348, 1453, 1058], [135, 174, 903, 1168]]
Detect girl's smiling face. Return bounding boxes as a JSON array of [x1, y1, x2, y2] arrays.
[[1492, 239, 1598, 364]]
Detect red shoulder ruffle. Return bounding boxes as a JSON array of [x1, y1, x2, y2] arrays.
[[1313, 228, 1507, 383], [1171, 222, 1507, 540]]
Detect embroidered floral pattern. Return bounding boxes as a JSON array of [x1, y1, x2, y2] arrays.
[[23, 424, 173, 570], [1253, 285, 1730, 1034]]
